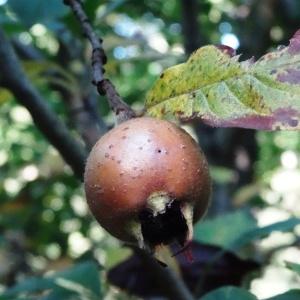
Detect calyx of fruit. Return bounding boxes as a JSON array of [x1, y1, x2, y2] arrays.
[[84, 117, 211, 254]]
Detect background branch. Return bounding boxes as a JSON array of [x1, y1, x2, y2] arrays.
[[180, 0, 202, 54], [55, 36, 108, 150], [0, 28, 87, 180], [67, 92, 107, 150], [64, 0, 136, 123]]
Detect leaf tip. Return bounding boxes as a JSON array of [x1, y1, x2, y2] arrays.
[[289, 28, 300, 54], [216, 45, 236, 57]]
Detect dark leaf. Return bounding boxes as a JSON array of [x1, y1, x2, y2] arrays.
[[107, 241, 260, 298], [107, 252, 163, 298], [175, 241, 260, 296]]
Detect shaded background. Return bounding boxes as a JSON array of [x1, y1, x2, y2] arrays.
[[0, 0, 300, 299]]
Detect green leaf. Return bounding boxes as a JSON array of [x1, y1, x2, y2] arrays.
[[194, 210, 257, 248], [286, 261, 300, 276], [2, 277, 52, 297], [0, 297, 31, 300], [145, 30, 300, 130], [8, 0, 68, 27], [44, 277, 99, 300], [196, 212, 300, 251], [229, 218, 300, 250], [264, 290, 300, 300], [200, 286, 257, 300], [202, 289, 300, 300], [2, 261, 101, 299]]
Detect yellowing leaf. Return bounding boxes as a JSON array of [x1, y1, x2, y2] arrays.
[[145, 30, 300, 130], [0, 88, 13, 105]]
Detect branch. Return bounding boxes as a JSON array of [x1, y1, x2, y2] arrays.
[[64, 0, 136, 123], [180, 0, 202, 54], [68, 93, 107, 150], [0, 28, 87, 180]]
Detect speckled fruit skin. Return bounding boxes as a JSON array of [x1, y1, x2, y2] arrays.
[[84, 117, 211, 243]]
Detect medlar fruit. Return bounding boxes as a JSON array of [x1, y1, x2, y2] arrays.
[[84, 117, 211, 253]]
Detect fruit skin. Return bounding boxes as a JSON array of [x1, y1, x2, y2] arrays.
[[84, 117, 211, 247]]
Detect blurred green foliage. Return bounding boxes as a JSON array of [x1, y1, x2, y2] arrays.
[[0, 0, 300, 299]]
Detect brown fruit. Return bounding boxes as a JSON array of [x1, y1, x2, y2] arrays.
[[84, 117, 211, 252]]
